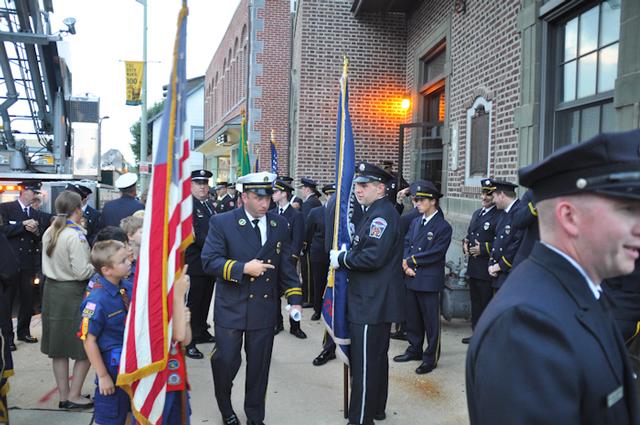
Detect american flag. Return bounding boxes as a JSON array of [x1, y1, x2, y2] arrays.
[[116, 4, 192, 424]]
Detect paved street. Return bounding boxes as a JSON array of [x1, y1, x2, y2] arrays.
[[7, 309, 470, 424]]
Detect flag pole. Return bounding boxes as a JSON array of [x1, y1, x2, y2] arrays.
[[340, 55, 349, 420]]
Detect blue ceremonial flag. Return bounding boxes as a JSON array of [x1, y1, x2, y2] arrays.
[[322, 57, 355, 365], [270, 130, 278, 174]]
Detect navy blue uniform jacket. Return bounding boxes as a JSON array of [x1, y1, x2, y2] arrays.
[[465, 206, 501, 281], [83, 205, 101, 244], [304, 205, 327, 259], [99, 195, 144, 228], [404, 211, 452, 292], [467, 243, 640, 425], [0, 200, 46, 270], [489, 199, 523, 288], [399, 207, 421, 238], [511, 189, 539, 267], [185, 197, 215, 277], [201, 208, 303, 330], [337, 197, 404, 325], [271, 205, 304, 260]]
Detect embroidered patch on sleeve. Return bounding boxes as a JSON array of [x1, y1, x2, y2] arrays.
[[82, 301, 96, 318], [369, 217, 388, 239]]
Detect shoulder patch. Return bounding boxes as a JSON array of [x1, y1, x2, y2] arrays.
[[82, 301, 97, 318], [369, 217, 388, 239]]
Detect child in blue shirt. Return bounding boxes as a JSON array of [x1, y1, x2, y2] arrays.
[[79, 240, 132, 425]]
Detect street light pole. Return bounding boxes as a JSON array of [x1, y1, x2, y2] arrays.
[[138, 0, 149, 193]]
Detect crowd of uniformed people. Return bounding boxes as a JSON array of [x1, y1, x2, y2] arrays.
[[0, 128, 640, 425]]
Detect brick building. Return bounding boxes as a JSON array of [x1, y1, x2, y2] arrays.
[[288, 0, 640, 259], [199, 0, 292, 182]]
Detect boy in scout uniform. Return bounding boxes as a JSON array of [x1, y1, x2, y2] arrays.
[[394, 180, 452, 374], [80, 240, 133, 425], [461, 178, 501, 344], [201, 172, 303, 425]]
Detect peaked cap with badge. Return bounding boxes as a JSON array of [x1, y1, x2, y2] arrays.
[[236, 172, 276, 196], [410, 179, 443, 199], [353, 162, 394, 184], [191, 169, 213, 182]]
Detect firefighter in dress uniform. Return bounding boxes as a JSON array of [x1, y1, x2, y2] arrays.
[[201, 172, 303, 425], [299, 177, 322, 307], [99, 173, 144, 228]]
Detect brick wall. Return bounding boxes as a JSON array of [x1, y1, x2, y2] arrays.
[[204, 0, 249, 142], [291, 0, 408, 186], [406, 0, 522, 200], [253, 0, 292, 175]]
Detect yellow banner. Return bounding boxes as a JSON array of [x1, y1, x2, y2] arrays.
[[125, 61, 144, 106]]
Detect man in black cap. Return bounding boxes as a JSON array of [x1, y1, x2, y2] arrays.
[[299, 177, 322, 307], [330, 162, 404, 425], [466, 130, 640, 424], [486, 179, 523, 290], [394, 180, 452, 374], [213, 182, 235, 214], [227, 182, 238, 205], [510, 188, 539, 267], [271, 178, 307, 338], [0, 180, 45, 347], [461, 179, 501, 344], [65, 183, 100, 244], [184, 169, 216, 359], [201, 171, 303, 425], [99, 173, 144, 228]]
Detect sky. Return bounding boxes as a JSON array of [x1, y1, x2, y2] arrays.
[[49, 0, 241, 162]]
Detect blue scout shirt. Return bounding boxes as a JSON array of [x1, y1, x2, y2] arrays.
[[79, 274, 132, 353]]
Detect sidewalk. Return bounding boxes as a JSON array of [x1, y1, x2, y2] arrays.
[[7, 311, 471, 425]]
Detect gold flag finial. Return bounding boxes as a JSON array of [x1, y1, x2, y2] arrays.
[[343, 56, 349, 77], [271, 129, 275, 142]]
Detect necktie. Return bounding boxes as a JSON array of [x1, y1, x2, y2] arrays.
[[202, 200, 212, 215], [24, 207, 30, 218], [119, 287, 130, 311], [422, 218, 427, 227], [480, 209, 486, 216], [279, 208, 284, 215], [252, 219, 262, 245]]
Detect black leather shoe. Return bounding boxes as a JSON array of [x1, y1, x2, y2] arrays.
[[222, 413, 240, 425], [389, 330, 407, 341], [17, 335, 38, 343], [310, 311, 321, 321], [274, 323, 284, 335], [312, 349, 336, 366], [416, 362, 435, 374], [374, 411, 386, 420], [393, 352, 421, 362], [9, 342, 16, 351], [59, 400, 94, 410], [461, 336, 471, 344], [185, 346, 204, 359], [290, 327, 307, 339]]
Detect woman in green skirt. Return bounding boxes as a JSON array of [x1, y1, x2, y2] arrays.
[[41, 190, 94, 409]]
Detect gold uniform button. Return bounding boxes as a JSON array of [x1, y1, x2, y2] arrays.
[[267, 259, 272, 264], [250, 278, 255, 282], [249, 294, 254, 299]]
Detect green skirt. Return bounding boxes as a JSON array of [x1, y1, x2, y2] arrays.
[[40, 278, 87, 360]]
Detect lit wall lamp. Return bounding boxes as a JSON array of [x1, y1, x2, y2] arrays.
[[455, 0, 467, 14], [401, 94, 411, 112]]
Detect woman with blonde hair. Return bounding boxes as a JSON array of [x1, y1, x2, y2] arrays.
[[41, 190, 94, 409]]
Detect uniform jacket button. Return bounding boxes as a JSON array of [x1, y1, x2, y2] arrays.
[[266, 278, 270, 282], [250, 277, 255, 282], [249, 294, 254, 299], [263, 294, 268, 298]]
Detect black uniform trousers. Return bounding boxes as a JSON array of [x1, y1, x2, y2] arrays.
[[405, 289, 441, 367], [0, 280, 12, 346], [187, 275, 214, 340], [311, 259, 328, 314], [7, 268, 36, 338], [211, 325, 274, 423], [301, 254, 313, 305], [348, 322, 390, 425], [468, 277, 493, 330], [276, 258, 300, 331]]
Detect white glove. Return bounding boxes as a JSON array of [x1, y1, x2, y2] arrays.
[[329, 244, 347, 269]]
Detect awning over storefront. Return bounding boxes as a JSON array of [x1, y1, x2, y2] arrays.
[[197, 114, 242, 157], [351, 0, 419, 16]]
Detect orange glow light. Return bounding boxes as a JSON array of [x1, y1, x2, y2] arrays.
[[401, 97, 411, 111]]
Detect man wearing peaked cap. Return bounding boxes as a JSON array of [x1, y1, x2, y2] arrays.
[[466, 130, 640, 425], [461, 178, 501, 344], [184, 169, 216, 359], [394, 180, 452, 375], [299, 177, 322, 308], [99, 173, 144, 228], [0, 180, 46, 348], [66, 183, 100, 245], [279, 176, 303, 209], [270, 178, 307, 339], [201, 171, 302, 425], [329, 161, 404, 424], [486, 178, 524, 290], [214, 181, 235, 214]]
